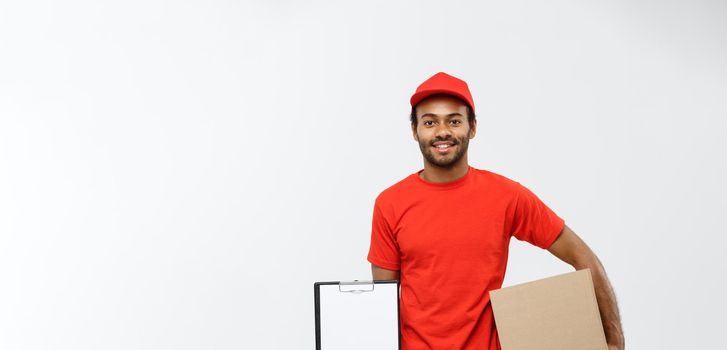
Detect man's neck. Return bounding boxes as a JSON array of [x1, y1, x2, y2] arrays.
[[419, 159, 470, 183]]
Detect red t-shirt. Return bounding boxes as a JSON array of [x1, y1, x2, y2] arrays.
[[367, 166, 565, 350]]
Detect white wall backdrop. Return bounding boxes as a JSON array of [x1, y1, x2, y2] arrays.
[[1, 0, 725, 349]]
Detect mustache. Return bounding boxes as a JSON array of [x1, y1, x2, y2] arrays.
[[430, 137, 459, 145]]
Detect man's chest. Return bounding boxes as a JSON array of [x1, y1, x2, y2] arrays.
[[393, 191, 512, 264]]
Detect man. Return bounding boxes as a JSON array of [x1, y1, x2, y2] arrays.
[[367, 72, 625, 350]]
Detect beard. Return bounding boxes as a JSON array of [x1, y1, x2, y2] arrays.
[[418, 134, 470, 168]]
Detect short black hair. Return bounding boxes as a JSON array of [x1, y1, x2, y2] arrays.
[[410, 104, 476, 126]]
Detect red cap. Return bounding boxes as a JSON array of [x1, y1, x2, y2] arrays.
[[410, 72, 475, 112]]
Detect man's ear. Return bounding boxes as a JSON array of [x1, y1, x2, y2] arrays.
[[411, 123, 419, 141], [469, 119, 477, 139]]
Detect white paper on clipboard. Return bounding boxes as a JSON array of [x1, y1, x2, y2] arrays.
[[314, 280, 400, 350]]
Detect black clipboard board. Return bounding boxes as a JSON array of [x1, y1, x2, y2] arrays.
[[314, 280, 400, 350]]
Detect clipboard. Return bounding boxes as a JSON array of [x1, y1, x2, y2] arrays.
[[314, 280, 400, 350]]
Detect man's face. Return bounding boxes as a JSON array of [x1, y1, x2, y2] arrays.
[[412, 95, 476, 168]]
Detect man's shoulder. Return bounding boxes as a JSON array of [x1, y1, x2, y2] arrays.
[[471, 166, 521, 189], [374, 172, 420, 205]]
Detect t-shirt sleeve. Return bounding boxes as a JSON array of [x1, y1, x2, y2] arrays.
[[367, 200, 401, 270], [509, 183, 565, 249]]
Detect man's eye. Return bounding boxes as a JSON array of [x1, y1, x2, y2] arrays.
[[451, 120, 462, 125], [423, 121, 434, 126]]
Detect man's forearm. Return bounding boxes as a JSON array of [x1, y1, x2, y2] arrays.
[[575, 256, 625, 348], [547, 227, 624, 348]]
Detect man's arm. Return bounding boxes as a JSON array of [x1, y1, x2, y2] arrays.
[[371, 264, 400, 281], [547, 225, 625, 350]]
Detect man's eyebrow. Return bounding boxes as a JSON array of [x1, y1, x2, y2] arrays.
[[419, 112, 464, 118]]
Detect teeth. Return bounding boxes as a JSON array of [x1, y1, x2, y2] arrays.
[[435, 144, 451, 148]]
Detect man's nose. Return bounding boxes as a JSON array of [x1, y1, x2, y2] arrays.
[[435, 123, 453, 138]]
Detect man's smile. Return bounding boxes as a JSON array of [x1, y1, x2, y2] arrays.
[[432, 140, 457, 154]]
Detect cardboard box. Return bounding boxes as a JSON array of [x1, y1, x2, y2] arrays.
[[489, 269, 608, 350]]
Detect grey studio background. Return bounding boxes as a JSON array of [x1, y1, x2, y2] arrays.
[[1, 0, 725, 349]]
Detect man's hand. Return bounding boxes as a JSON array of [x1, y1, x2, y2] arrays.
[[548, 225, 625, 350]]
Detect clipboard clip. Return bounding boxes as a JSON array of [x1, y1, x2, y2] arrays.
[[338, 280, 375, 294]]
